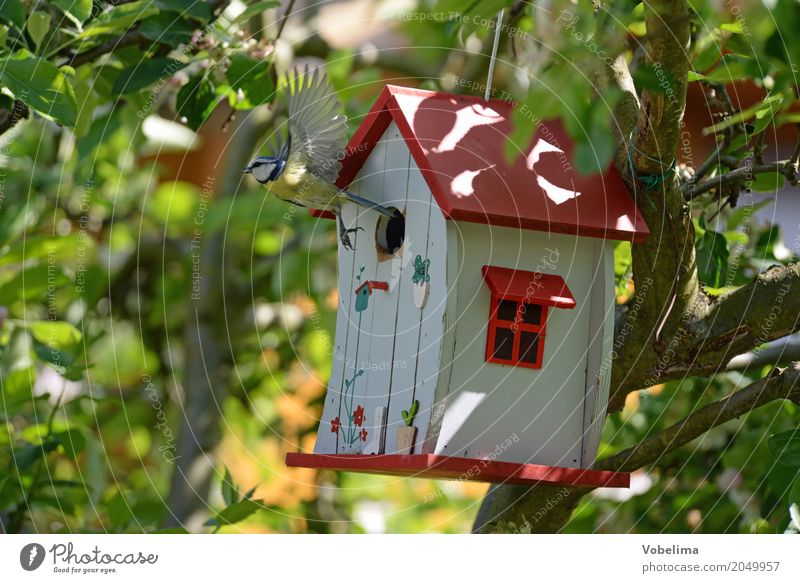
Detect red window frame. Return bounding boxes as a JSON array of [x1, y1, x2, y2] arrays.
[[485, 295, 548, 369]]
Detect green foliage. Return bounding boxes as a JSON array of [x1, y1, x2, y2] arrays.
[[50, 0, 94, 26], [226, 53, 275, 108], [769, 431, 800, 468], [113, 58, 187, 95], [695, 219, 730, 288], [401, 400, 419, 427], [205, 469, 264, 529], [0, 52, 77, 126]]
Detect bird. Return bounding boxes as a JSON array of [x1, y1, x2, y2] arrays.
[[243, 65, 396, 250]]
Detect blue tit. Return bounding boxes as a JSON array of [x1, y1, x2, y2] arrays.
[[243, 65, 396, 250]]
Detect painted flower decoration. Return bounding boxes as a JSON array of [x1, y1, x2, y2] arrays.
[[330, 416, 340, 434], [361, 428, 368, 442], [353, 405, 365, 427], [412, 255, 430, 285]]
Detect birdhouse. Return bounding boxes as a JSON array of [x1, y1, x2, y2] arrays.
[[286, 86, 649, 488]]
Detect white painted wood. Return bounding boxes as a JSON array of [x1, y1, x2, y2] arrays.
[[359, 123, 412, 455], [314, 192, 360, 454], [383, 158, 444, 454], [421, 223, 460, 453], [334, 138, 389, 453], [580, 240, 616, 467], [433, 222, 593, 467], [394, 169, 448, 454], [362, 406, 387, 455]]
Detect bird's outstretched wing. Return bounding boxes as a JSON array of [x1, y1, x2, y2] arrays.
[[284, 65, 347, 182]]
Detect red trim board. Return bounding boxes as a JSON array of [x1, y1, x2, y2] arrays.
[[285, 453, 629, 488]]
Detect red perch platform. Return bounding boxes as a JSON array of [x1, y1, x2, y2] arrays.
[[285, 453, 629, 488]]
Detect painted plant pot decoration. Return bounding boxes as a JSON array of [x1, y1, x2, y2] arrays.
[[412, 255, 430, 309], [287, 85, 650, 489], [396, 400, 419, 455]]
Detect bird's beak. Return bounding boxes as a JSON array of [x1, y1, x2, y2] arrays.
[[242, 166, 252, 174]]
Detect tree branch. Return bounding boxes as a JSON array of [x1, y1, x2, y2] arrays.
[[610, 0, 702, 407], [609, 262, 800, 410], [62, 0, 232, 68], [683, 158, 800, 199], [598, 363, 800, 472]]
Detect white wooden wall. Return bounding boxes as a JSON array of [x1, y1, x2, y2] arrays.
[[580, 239, 615, 467], [432, 222, 596, 468], [314, 122, 448, 455]]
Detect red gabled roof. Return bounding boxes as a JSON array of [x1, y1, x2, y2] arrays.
[[481, 266, 576, 309], [323, 85, 648, 242]]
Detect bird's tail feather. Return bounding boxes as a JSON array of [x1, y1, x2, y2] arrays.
[[342, 191, 396, 218]]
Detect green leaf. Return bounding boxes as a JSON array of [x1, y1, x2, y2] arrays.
[[155, 0, 211, 22], [768, 430, 800, 467], [0, 233, 81, 267], [28, 321, 83, 368], [701, 54, 752, 83], [0, 54, 77, 126], [80, 1, 158, 39], [233, 1, 281, 25], [687, 70, 705, 82], [140, 13, 196, 45], [50, 0, 93, 25], [106, 491, 133, 529], [72, 71, 97, 138], [221, 466, 239, 506], [719, 21, 746, 34], [702, 94, 784, 136], [226, 53, 275, 107], [574, 126, 615, 176], [750, 170, 785, 193], [27, 12, 51, 50], [14, 437, 60, 470], [204, 498, 263, 528], [1, 367, 38, 412], [695, 227, 729, 288], [726, 198, 773, 231], [112, 58, 186, 95], [0, 0, 26, 29], [176, 72, 217, 130], [0, 264, 71, 305], [55, 428, 87, 458]]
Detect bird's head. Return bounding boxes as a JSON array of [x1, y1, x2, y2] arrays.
[[243, 156, 285, 184]]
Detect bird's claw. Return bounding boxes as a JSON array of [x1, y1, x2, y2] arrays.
[[340, 227, 363, 251]]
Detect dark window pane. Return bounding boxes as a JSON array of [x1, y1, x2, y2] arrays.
[[497, 299, 517, 321], [492, 327, 515, 360], [520, 303, 542, 325], [519, 332, 540, 365]]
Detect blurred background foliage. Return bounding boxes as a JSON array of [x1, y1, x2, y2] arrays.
[[1, 0, 799, 533]]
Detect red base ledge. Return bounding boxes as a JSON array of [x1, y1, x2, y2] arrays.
[[286, 453, 629, 488]]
